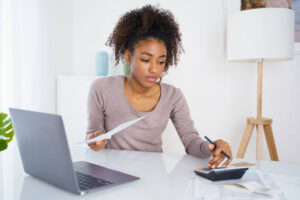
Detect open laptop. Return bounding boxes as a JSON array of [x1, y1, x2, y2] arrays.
[[9, 108, 139, 195]]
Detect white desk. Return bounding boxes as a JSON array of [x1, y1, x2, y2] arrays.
[[1, 146, 300, 200]]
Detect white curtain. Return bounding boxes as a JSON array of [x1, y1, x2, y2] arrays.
[[0, 0, 74, 114], [1, 0, 42, 113], [0, 0, 73, 148], [1, 0, 74, 198], [0, 1, 40, 198]]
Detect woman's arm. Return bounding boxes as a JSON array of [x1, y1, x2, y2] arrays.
[[86, 82, 107, 151], [170, 88, 211, 158], [170, 88, 232, 167]]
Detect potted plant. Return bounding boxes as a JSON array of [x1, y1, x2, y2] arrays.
[[0, 112, 14, 151]]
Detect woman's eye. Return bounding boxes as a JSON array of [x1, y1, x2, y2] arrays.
[[141, 59, 149, 63], [159, 61, 166, 65]]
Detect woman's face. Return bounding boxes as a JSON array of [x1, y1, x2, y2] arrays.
[[125, 37, 167, 88]]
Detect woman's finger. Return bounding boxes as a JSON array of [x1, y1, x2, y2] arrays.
[[208, 154, 221, 168], [90, 139, 107, 151], [87, 133, 96, 147], [213, 148, 222, 157], [210, 153, 225, 168], [214, 155, 226, 168], [222, 157, 232, 167], [207, 146, 223, 166], [207, 139, 233, 168], [88, 142, 94, 148], [221, 149, 233, 167], [87, 131, 105, 150]]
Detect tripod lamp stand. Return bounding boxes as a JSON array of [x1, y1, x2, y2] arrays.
[[227, 8, 295, 160]]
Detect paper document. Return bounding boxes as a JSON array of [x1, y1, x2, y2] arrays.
[[78, 116, 145, 144], [231, 162, 255, 167], [194, 170, 288, 199], [234, 181, 282, 196]]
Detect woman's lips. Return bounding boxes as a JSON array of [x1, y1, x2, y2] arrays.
[[146, 76, 157, 82]]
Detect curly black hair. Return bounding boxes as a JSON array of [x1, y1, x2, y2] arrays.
[[106, 5, 184, 73]]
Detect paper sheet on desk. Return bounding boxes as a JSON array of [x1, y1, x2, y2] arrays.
[[194, 170, 287, 199], [78, 116, 145, 144], [262, 173, 300, 200]]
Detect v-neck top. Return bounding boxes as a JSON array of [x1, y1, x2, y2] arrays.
[[121, 76, 163, 114], [86, 75, 211, 158]]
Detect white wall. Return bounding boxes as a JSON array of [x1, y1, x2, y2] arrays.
[[2, 0, 299, 162], [70, 0, 300, 162]]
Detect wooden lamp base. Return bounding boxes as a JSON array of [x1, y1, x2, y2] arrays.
[[236, 117, 279, 161], [236, 59, 279, 161]]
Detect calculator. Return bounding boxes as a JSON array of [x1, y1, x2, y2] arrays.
[[194, 167, 249, 181]]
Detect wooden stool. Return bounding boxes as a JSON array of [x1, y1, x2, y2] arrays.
[[236, 118, 279, 161]]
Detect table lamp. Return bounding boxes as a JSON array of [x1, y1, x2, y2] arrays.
[[226, 8, 295, 160]]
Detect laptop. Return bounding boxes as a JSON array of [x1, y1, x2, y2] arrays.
[[9, 108, 139, 195]]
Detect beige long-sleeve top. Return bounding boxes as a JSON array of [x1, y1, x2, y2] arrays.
[[87, 75, 211, 158]]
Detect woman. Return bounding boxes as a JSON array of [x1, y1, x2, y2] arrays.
[[87, 5, 232, 169]]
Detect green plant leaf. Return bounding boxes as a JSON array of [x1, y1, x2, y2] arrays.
[[0, 113, 8, 123], [2, 118, 10, 127], [4, 123, 13, 132], [0, 112, 15, 150], [5, 131, 14, 143], [0, 139, 8, 151]]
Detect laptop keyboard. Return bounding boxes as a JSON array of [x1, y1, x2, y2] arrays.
[[75, 171, 113, 191]]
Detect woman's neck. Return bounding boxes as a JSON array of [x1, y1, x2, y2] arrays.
[[125, 75, 155, 97]]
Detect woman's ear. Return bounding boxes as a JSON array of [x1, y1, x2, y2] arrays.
[[124, 50, 131, 65]]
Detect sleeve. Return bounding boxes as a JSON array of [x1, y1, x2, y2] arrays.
[[170, 88, 211, 158], [86, 82, 106, 136]]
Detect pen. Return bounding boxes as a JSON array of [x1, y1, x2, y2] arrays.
[[204, 136, 231, 159]]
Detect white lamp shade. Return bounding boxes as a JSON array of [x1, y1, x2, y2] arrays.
[[227, 8, 295, 62]]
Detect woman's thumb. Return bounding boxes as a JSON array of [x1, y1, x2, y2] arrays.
[[208, 144, 215, 151]]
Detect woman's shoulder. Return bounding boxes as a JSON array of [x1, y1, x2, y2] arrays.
[[161, 82, 184, 99], [90, 75, 123, 91], [160, 83, 187, 110]]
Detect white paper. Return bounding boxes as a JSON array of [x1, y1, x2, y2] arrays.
[[235, 181, 282, 196], [262, 173, 300, 200], [78, 116, 145, 144], [194, 170, 287, 199]]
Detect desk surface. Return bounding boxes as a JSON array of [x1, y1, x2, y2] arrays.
[[1, 146, 300, 200]]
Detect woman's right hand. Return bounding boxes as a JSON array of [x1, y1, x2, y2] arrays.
[[87, 131, 107, 151]]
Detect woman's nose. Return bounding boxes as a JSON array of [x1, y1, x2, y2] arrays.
[[149, 63, 158, 73]]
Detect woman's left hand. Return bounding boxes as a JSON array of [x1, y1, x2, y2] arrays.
[[207, 139, 232, 169]]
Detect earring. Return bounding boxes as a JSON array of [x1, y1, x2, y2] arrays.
[[123, 60, 131, 76]]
